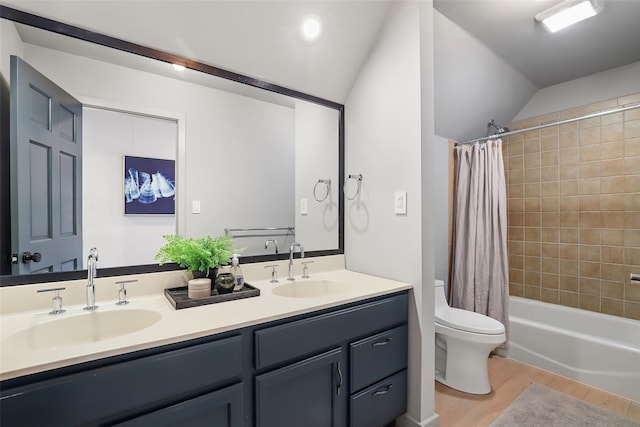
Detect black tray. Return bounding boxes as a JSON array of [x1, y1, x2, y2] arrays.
[[164, 283, 260, 310]]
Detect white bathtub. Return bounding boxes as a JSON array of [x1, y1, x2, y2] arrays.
[[505, 296, 640, 402]]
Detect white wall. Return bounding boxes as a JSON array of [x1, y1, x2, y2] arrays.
[[17, 41, 305, 259], [431, 135, 450, 283], [82, 108, 177, 268], [514, 60, 640, 120], [418, 2, 437, 426], [434, 10, 537, 142], [184, 87, 294, 255], [345, 1, 437, 425], [295, 100, 339, 252], [345, 1, 421, 281], [0, 19, 23, 84]]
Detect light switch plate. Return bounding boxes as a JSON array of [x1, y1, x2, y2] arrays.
[[192, 200, 201, 214], [301, 198, 308, 215], [394, 191, 407, 215]]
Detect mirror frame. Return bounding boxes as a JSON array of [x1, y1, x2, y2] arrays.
[[0, 5, 344, 286]]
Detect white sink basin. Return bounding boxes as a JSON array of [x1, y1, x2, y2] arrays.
[[4, 309, 161, 350], [272, 280, 349, 298]]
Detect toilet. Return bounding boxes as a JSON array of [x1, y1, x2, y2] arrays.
[[434, 279, 505, 394]]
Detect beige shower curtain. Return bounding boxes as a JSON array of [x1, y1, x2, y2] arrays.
[[451, 139, 509, 338]]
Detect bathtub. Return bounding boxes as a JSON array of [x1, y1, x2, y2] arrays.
[[505, 296, 640, 402]]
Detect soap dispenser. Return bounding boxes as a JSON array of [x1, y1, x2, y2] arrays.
[[230, 254, 245, 291]]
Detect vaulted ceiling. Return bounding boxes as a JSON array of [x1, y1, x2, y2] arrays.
[[5, 0, 639, 136], [6, 1, 640, 102], [434, 0, 640, 89], [2, 0, 394, 103], [433, 0, 640, 141]]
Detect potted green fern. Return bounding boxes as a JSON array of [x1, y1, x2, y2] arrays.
[[155, 234, 235, 279]]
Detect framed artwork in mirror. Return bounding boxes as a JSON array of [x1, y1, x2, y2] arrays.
[[124, 156, 176, 215]]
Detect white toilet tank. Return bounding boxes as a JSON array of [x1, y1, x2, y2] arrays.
[[434, 280, 449, 310]]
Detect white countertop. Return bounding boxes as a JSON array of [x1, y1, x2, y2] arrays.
[[0, 262, 411, 381]]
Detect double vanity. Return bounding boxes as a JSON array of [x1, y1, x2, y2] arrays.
[[0, 256, 411, 427]]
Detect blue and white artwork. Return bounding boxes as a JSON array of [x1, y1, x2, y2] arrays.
[[124, 156, 175, 215]]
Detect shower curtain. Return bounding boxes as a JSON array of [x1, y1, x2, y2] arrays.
[[451, 139, 509, 339]]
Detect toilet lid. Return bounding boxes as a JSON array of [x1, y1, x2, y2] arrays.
[[436, 307, 505, 335]]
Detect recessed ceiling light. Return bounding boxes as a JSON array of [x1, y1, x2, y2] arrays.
[[535, 0, 603, 33], [301, 16, 322, 41], [172, 64, 185, 71]]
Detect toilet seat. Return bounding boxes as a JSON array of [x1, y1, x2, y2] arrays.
[[435, 321, 505, 344], [435, 307, 504, 335]]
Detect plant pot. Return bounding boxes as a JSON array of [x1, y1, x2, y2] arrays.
[[188, 278, 211, 299], [215, 272, 236, 294], [192, 267, 218, 284]]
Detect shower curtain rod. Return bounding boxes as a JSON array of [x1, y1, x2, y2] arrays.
[[455, 102, 640, 146]]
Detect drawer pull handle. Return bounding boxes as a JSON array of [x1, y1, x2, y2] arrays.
[[336, 361, 343, 396], [372, 384, 393, 397], [372, 338, 392, 347]]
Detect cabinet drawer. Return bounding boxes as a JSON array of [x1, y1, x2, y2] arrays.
[[350, 325, 407, 393], [1, 335, 243, 427], [350, 370, 407, 427], [118, 382, 244, 427], [255, 293, 407, 369]]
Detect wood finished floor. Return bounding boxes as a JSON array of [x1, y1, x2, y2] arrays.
[[435, 356, 640, 427]]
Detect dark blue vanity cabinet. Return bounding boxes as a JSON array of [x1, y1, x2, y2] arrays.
[[0, 334, 246, 427], [0, 291, 408, 427], [253, 291, 408, 427]]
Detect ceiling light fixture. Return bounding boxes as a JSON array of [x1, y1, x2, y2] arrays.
[[172, 63, 185, 71], [301, 16, 322, 41], [535, 0, 603, 33]]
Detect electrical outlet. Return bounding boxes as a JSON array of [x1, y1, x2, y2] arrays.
[[394, 191, 407, 215]]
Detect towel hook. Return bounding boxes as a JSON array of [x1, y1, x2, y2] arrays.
[[344, 174, 363, 200], [313, 179, 332, 202]]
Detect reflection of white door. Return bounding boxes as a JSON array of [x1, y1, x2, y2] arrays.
[[10, 56, 83, 275], [82, 107, 177, 268]]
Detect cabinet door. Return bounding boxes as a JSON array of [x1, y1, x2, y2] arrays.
[[255, 348, 345, 427], [117, 383, 244, 427]]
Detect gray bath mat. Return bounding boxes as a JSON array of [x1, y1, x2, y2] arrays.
[[489, 383, 640, 427]]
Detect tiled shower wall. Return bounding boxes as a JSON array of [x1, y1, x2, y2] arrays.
[[503, 93, 640, 320]]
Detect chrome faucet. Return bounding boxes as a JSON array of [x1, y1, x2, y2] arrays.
[[288, 243, 304, 281], [265, 239, 278, 254], [85, 247, 99, 311]]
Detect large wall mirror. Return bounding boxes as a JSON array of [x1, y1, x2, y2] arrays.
[[0, 6, 344, 286]]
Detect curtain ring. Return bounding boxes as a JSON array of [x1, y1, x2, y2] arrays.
[[344, 174, 363, 200], [313, 179, 331, 202]]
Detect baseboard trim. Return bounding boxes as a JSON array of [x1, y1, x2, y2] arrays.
[[397, 412, 440, 427], [492, 347, 507, 358]]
